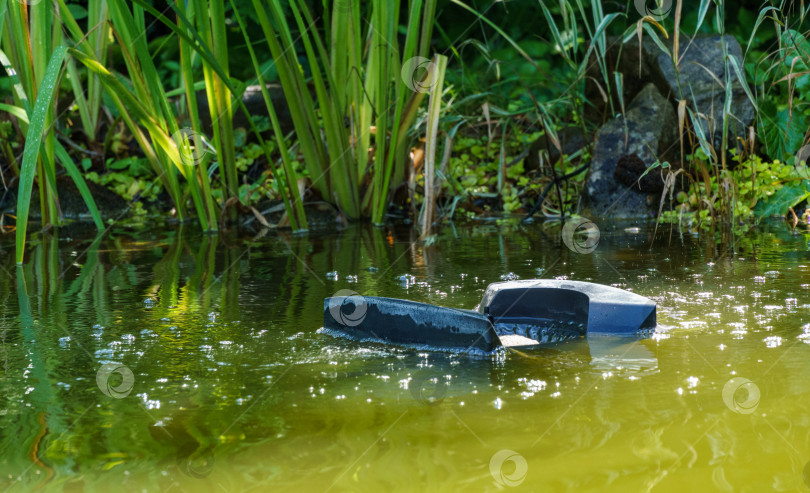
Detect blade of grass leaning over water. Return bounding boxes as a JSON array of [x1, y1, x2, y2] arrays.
[[15, 45, 66, 264]]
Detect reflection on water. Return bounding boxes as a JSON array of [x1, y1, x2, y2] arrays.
[[1, 222, 810, 491], [588, 336, 659, 374]]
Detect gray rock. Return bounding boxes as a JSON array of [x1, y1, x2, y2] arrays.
[[585, 34, 754, 158], [584, 83, 677, 218], [655, 35, 755, 155]]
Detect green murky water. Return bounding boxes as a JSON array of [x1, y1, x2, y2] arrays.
[[2, 222, 810, 492]]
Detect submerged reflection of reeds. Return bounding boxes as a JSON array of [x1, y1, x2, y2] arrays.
[[0, 225, 438, 489]]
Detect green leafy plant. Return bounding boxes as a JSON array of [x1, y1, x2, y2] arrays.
[[85, 157, 162, 202], [660, 152, 810, 230], [751, 26, 810, 162]]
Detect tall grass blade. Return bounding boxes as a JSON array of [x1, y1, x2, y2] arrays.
[[0, 0, 6, 38], [15, 45, 66, 264]]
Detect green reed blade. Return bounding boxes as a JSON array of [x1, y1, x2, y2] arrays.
[[177, 0, 217, 231], [0, 102, 27, 121], [290, 0, 358, 217], [377, 0, 426, 222], [15, 45, 66, 264], [206, 0, 238, 212]]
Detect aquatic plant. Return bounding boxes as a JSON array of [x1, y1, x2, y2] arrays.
[[3, 0, 449, 260], [241, 0, 440, 225], [3, 0, 810, 262], [660, 152, 810, 230]]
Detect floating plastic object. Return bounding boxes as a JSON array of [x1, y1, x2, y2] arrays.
[[479, 279, 657, 338], [322, 296, 500, 352], [322, 279, 656, 353]]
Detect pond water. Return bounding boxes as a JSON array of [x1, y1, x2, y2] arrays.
[[2, 221, 810, 492]]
